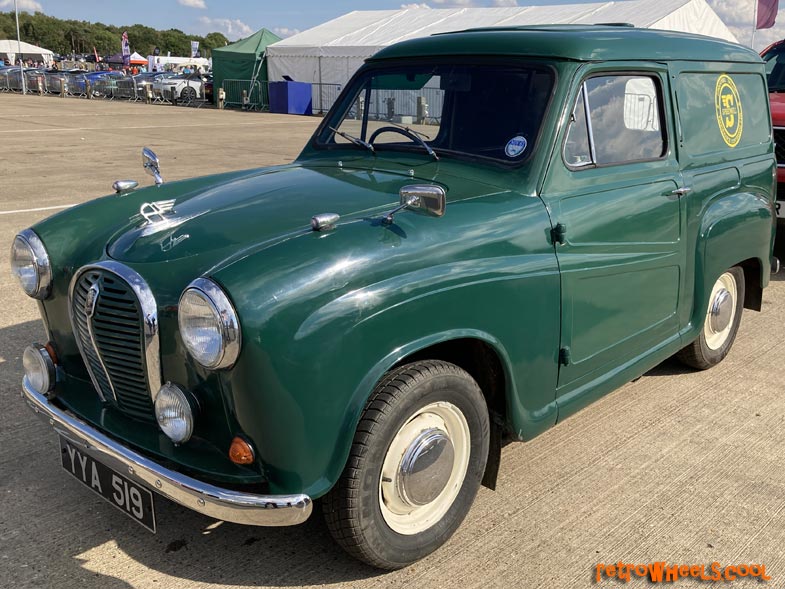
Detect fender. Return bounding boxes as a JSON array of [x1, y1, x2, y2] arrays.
[[218, 200, 561, 497], [688, 188, 773, 340]]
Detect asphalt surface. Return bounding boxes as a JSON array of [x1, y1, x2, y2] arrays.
[[1, 93, 785, 589]]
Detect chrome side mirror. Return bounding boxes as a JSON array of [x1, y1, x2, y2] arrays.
[[399, 185, 446, 217], [383, 185, 446, 225], [142, 147, 163, 185]]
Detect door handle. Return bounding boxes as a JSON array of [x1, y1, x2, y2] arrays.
[[671, 187, 692, 197]]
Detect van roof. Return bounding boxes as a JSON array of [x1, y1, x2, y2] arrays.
[[368, 25, 761, 64]]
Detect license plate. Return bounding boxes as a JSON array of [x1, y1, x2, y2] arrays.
[[777, 201, 784, 219], [59, 437, 156, 532]]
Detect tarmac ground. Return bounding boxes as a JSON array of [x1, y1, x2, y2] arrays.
[[1, 93, 785, 588]]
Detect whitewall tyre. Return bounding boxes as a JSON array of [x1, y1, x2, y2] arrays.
[[677, 266, 745, 370], [323, 360, 490, 569]]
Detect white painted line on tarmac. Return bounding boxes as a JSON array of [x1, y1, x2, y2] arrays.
[[0, 204, 75, 215]]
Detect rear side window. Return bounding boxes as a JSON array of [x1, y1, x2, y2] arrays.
[[564, 75, 666, 168]]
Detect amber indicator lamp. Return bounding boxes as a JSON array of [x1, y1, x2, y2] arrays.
[[229, 436, 255, 465]]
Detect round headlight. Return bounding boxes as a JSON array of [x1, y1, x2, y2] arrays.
[[10, 229, 52, 299], [178, 278, 241, 370], [23, 343, 55, 395], [155, 382, 196, 444]]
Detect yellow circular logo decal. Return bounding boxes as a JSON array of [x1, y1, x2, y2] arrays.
[[715, 74, 743, 148]]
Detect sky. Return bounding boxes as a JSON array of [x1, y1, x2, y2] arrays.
[[2, 0, 785, 51]]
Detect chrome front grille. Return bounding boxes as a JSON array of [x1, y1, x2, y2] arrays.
[[70, 263, 160, 421]]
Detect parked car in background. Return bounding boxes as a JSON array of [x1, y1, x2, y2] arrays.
[[203, 73, 214, 102], [4, 67, 37, 91], [155, 71, 210, 101], [43, 70, 66, 93], [761, 40, 785, 222], [13, 26, 778, 571], [133, 72, 179, 98], [85, 70, 127, 98]]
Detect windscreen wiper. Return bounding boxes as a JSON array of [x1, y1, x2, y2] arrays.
[[386, 120, 432, 140], [329, 126, 375, 153]]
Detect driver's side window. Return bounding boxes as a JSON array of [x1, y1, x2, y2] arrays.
[[564, 74, 666, 168]]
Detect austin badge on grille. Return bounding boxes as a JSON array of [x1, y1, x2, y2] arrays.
[[85, 282, 100, 318]]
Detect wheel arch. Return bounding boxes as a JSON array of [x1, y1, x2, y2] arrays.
[[692, 190, 774, 330], [390, 336, 510, 490], [738, 256, 764, 311], [335, 330, 518, 495]]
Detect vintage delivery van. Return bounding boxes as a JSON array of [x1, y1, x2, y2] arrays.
[[12, 26, 778, 569]]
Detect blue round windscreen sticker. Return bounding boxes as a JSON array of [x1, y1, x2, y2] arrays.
[[505, 136, 527, 158]]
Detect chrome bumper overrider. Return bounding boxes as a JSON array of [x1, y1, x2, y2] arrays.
[[22, 377, 312, 527]]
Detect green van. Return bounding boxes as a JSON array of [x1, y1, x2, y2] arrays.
[[12, 25, 778, 569]]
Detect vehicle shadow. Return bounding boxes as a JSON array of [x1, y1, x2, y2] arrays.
[[643, 356, 693, 377], [0, 319, 385, 588]]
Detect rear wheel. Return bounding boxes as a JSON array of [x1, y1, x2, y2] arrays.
[[323, 360, 489, 569], [677, 266, 745, 369]]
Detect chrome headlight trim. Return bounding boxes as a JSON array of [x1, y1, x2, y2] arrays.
[[178, 277, 241, 370], [11, 229, 52, 299]]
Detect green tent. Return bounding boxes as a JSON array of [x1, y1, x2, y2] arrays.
[[212, 28, 282, 107]]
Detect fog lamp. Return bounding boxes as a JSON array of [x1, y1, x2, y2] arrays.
[[23, 343, 56, 395], [154, 383, 197, 444]]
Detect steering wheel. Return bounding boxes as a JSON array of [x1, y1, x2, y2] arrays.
[[368, 126, 422, 146]]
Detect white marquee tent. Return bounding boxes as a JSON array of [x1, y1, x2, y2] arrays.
[[0, 39, 54, 65], [267, 0, 738, 89]]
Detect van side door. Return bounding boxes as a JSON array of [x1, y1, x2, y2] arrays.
[[541, 65, 686, 406]]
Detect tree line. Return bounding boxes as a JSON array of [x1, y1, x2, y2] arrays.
[[0, 11, 231, 58]]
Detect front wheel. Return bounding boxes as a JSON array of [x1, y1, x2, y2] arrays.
[[677, 266, 745, 369], [180, 86, 197, 101], [323, 360, 489, 569]]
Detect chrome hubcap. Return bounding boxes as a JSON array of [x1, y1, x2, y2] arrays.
[[397, 428, 455, 507], [703, 272, 737, 351], [709, 289, 732, 334], [379, 401, 471, 535]]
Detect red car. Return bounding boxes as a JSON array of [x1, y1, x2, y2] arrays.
[[762, 40, 785, 221]]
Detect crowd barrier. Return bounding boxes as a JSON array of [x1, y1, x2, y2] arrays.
[[312, 83, 342, 114], [1, 71, 347, 118], [221, 79, 269, 111]]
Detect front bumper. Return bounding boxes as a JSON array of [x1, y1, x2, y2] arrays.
[[22, 377, 312, 526]]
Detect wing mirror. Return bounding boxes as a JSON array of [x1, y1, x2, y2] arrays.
[[384, 185, 446, 224], [400, 185, 446, 217], [142, 147, 163, 185]]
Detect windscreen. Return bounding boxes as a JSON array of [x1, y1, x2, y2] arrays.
[[317, 63, 555, 164]]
